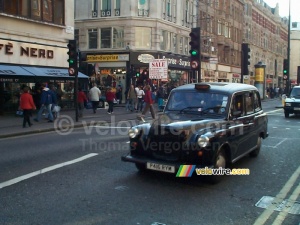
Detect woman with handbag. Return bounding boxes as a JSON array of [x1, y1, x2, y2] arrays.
[[19, 86, 36, 128]]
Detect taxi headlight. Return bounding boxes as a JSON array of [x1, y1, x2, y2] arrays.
[[285, 102, 291, 107], [197, 135, 210, 148], [128, 128, 139, 138]]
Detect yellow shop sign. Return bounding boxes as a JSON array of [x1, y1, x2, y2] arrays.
[[87, 54, 129, 62]]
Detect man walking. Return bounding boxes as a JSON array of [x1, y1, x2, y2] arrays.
[[89, 83, 101, 113], [34, 84, 54, 122]]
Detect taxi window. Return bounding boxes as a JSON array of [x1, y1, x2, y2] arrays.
[[245, 92, 254, 115], [253, 91, 262, 112]]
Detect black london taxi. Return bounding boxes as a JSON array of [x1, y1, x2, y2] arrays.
[[283, 85, 300, 118], [121, 82, 269, 183]]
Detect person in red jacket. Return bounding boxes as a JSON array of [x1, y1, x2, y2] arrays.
[[140, 85, 155, 120], [19, 86, 36, 128], [105, 87, 116, 114], [77, 87, 88, 118]]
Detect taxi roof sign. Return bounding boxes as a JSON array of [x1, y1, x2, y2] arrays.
[[195, 83, 211, 90]]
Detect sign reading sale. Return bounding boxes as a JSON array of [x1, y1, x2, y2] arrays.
[[149, 59, 168, 79]]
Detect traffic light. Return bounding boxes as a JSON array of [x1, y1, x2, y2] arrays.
[[242, 43, 251, 75], [136, 71, 140, 77], [67, 40, 77, 76], [283, 59, 288, 76], [189, 27, 201, 70]]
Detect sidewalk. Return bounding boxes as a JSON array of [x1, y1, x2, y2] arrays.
[[0, 98, 283, 139], [0, 104, 152, 139]]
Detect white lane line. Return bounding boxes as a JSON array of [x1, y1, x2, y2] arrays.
[[91, 126, 131, 129], [253, 166, 300, 225], [266, 109, 283, 114], [0, 153, 98, 189]]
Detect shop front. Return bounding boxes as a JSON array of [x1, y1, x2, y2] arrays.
[[0, 64, 88, 114], [0, 39, 89, 115]]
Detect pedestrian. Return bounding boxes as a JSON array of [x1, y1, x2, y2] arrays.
[[127, 84, 136, 112], [157, 84, 164, 111], [49, 84, 58, 119], [89, 83, 101, 113], [116, 84, 123, 104], [34, 83, 54, 122], [19, 86, 36, 128], [105, 87, 116, 114], [77, 87, 88, 117], [136, 85, 145, 112], [140, 85, 155, 120]]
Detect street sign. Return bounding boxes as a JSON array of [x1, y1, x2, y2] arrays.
[[68, 68, 75, 76], [191, 61, 199, 69], [149, 59, 168, 79]]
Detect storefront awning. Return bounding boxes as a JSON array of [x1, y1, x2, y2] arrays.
[[0, 65, 35, 77], [0, 64, 88, 79]]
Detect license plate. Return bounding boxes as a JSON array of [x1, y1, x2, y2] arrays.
[[146, 162, 175, 173], [294, 107, 300, 110]]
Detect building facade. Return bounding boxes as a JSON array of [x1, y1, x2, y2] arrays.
[[290, 25, 300, 86], [74, 0, 289, 98], [0, 0, 87, 114]]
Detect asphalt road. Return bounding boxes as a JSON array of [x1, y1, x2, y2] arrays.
[[0, 100, 299, 225]]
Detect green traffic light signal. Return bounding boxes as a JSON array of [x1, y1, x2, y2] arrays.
[[191, 50, 198, 56], [283, 69, 287, 74], [136, 72, 140, 77]]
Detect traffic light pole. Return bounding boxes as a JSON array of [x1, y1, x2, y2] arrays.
[[286, 0, 291, 94]]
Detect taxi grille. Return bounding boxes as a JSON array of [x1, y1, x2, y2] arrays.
[[147, 126, 188, 161]]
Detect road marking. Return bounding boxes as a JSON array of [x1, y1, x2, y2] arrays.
[[266, 109, 283, 114], [253, 166, 300, 225], [91, 126, 131, 129], [0, 153, 98, 189], [272, 184, 300, 224]]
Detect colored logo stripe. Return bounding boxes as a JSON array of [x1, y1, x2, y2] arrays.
[[176, 165, 196, 177]]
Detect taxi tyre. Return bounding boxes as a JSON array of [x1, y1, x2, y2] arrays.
[[249, 136, 262, 157], [135, 163, 147, 172], [208, 149, 227, 184], [284, 111, 289, 118]]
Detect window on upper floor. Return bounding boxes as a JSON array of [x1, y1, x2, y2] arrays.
[[138, 0, 149, 16], [101, 0, 111, 17], [88, 29, 98, 49], [135, 27, 151, 49], [101, 27, 111, 48], [166, 0, 171, 17], [0, 0, 64, 25], [75, 29, 79, 47], [217, 20, 222, 35], [113, 27, 124, 48], [172, 33, 177, 53], [115, 0, 120, 16]]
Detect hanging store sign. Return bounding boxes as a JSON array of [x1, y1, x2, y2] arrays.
[[149, 59, 168, 79], [87, 54, 129, 62]]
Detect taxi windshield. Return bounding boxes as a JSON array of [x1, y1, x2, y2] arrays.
[[290, 88, 300, 98], [166, 91, 229, 113]]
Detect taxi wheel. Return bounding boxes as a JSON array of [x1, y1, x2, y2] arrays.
[[135, 163, 146, 172], [284, 112, 289, 118], [249, 136, 261, 157], [208, 149, 226, 184]]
